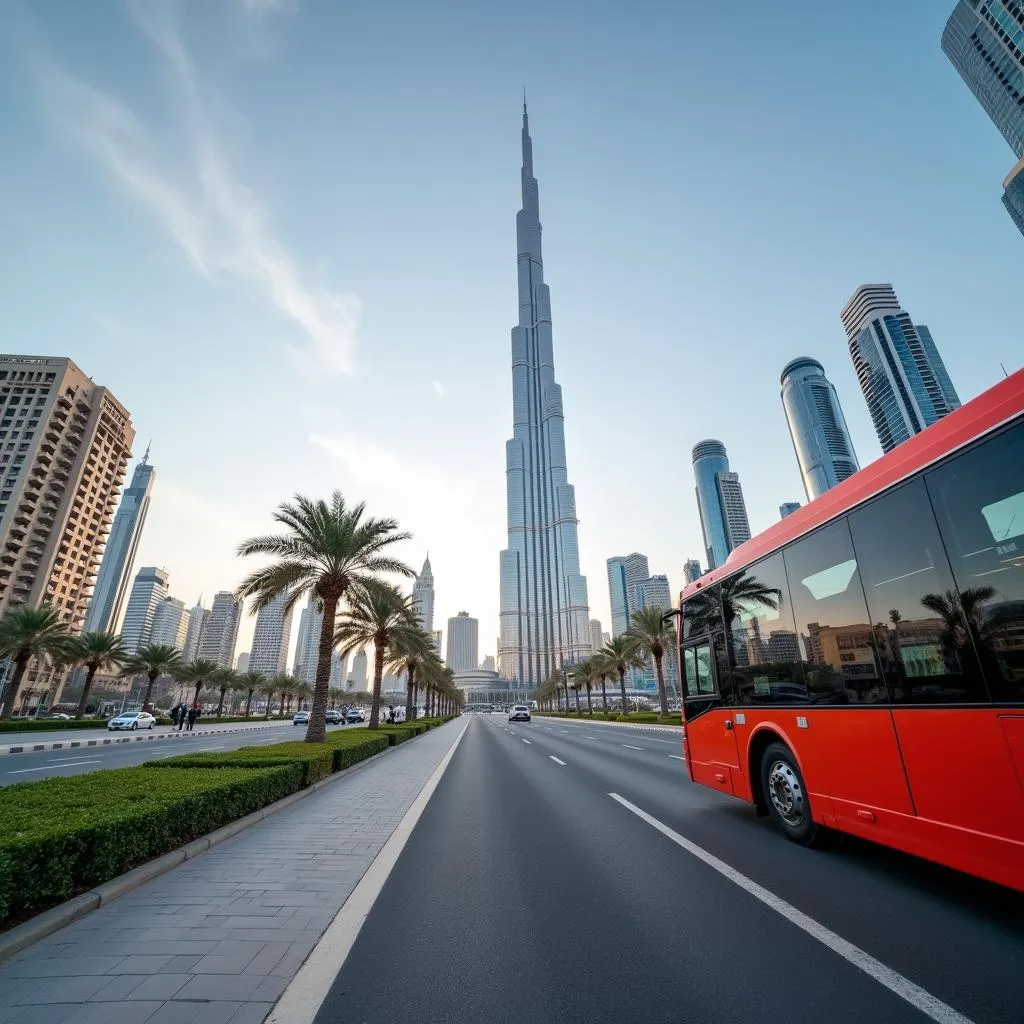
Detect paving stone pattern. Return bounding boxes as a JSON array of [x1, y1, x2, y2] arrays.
[[0, 721, 461, 1024]]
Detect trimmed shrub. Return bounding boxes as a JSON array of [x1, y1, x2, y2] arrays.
[[325, 730, 389, 769], [145, 741, 335, 787], [0, 719, 107, 733], [0, 765, 300, 923]]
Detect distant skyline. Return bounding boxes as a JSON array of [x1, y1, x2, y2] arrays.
[[1, 1, 1020, 658]]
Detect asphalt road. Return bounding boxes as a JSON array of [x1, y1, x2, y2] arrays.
[[314, 713, 1024, 1024], [0, 720, 363, 785]]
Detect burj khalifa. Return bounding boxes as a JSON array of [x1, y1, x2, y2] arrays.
[[498, 103, 591, 689]]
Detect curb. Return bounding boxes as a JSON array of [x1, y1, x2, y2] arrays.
[[0, 721, 311, 757], [0, 730, 421, 963]]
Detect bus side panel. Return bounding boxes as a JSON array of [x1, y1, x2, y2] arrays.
[[684, 709, 740, 796], [893, 709, 1024, 887]]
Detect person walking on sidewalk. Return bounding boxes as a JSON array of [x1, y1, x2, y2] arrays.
[[177, 703, 188, 731], [187, 704, 199, 732]]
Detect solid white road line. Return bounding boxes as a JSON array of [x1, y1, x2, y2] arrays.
[[668, 755, 686, 761], [585, 736, 598, 740], [8, 758, 102, 774], [608, 793, 975, 1024], [521, 738, 532, 745], [622, 744, 644, 750], [267, 723, 468, 1024], [549, 756, 567, 766]]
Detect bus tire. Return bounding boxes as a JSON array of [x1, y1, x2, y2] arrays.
[[760, 742, 820, 846]]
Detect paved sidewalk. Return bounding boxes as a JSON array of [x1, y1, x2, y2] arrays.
[[0, 720, 463, 1024]]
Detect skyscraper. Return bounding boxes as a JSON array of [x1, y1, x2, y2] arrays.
[[606, 553, 650, 637], [498, 103, 591, 688], [446, 612, 479, 672], [249, 592, 294, 677], [120, 567, 170, 655], [779, 502, 802, 520], [780, 357, 860, 502], [83, 450, 155, 635], [349, 649, 367, 691], [236, 652, 250, 673], [150, 596, 188, 649], [1004, 157, 1024, 237], [412, 555, 435, 634], [293, 600, 321, 684], [683, 560, 703, 585], [588, 618, 604, 653], [634, 573, 681, 696], [942, 2, 1024, 157], [841, 285, 961, 454], [199, 591, 241, 669], [182, 601, 208, 664], [692, 441, 751, 571]]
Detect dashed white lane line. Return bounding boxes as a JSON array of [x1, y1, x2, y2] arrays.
[[608, 793, 975, 1024], [622, 744, 644, 750], [668, 755, 686, 761], [521, 738, 532, 745], [549, 756, 567, 766], [585, 735, 598, 740]]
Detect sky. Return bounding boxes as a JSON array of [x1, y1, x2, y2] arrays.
[[1, 0, 1021, 666]]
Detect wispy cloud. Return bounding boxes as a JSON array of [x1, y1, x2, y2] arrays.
[[237, 0, 295, 17], [432, 380, 444, 398], [34, 0, 358, 376]]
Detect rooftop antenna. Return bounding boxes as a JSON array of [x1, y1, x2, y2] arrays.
[[1001, 362, 1009, 378], [140, 441, 151, 465]]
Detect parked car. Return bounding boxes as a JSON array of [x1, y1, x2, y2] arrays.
[[325, 709, 342, 724], [346, 707, 366, 723], [293, 710, 310, 725], [48, 713, 71, 721], [508, 705, 531, 722], [107, 711, 156, 731]]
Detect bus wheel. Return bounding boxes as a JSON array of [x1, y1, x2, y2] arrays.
[[761, 742, 820, 846]]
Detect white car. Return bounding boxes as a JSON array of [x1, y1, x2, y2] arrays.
[[107, 711, 155, 731], [293, 710, 310, 725], [508, 705, 531, 722], [345, 708, 366, 723]]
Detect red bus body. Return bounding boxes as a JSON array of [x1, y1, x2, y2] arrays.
[[678, 368, 1024, 891]]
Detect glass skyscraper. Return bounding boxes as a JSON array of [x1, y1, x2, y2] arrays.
[[1004, 156, 1024, 236], [780, 357, 859, 502], [841, 285, 961, 454], [498, 104, 591, 688], [606, 553, 650, 637], [692, 440, 751, 571]]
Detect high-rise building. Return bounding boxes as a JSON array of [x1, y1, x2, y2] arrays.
[[942, 2, 1024, 158], [606, 553, 650, 637], [0, 356, 134, 634], [235, 652, 250, 673], [412, 555, 435, 634], [83, 450, 155, 636], [120, 567, 169, 655], [330, 650, 346, 688], [841, 285, 961, 454], [498, 103, 591, 687], [150, 596, 188, 649], [349, 649, 367, 691], [182, 601, 208, 664], [447, 612, 479, 673], [431, 629, 443, 657], [249, 592, 294, 677], [692, 441, 751, 571], [683, 560, 703, 585], [779, 502, 802, 520], [634, 573, 681, 696], [481, 655, 496, 672], [1004, 156, 1024, 237], [588, 618, 604, 653], [198, 591, 241, 669], [780, 357, 860, 502]]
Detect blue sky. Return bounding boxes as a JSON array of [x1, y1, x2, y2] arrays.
[[1, 0, 1020, 661]]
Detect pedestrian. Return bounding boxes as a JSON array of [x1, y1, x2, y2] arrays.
[[177, 702, 187, 730], [187, 704, 198, 732]]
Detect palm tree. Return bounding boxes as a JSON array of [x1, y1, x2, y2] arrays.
[[259, 677, 279, 719], [120, 643, 181, 715], [601, 635, 643, 715], [335, 586, 419, 729], [294, 680, 313, 711], [0, 606, 72, 719], [237, 671, 267, 717], [627, 606, 678, 715], [388, 627, 433, 722], [212, 667, 240, 718], [175, 658, 219, 710], [574, 656, 596, 715], [269, 672, 292, 716], [237, 492, 413, 743]]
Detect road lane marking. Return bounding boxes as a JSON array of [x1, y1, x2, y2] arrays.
[[622, 744, 644, 750], [608, 793, 975, 1024], [192, 745, 225, 752], [8, 758, 102, 774], [561, 730, 570, 733], [267, 722, 468, 1024], [668, 755, 686, 761], [521, 738, 532, 744], [585, 735, 598, 740], [549, 756, 567, 766]]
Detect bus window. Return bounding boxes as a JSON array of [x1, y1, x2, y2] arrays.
[[849, 477, 988, 703], [721, 554, 808, 704], [927, 421, 1024, 701], [783, 519, 885, 704]]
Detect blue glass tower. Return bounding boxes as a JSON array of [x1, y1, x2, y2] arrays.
[[841, 285, 961, 454], [780, 357, 860, 502], [692, 440, 751, 571], [1004, 157, 1024, 236], [498, 104, 591, 688]]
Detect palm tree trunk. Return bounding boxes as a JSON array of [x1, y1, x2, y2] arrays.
[[246, 689, 254, 717], [74, 663, 99, 720], [586, 685, 593, 715], [305, 594, 340, 743], [216, 688, 227, 719], [278, 691, 286, 717], [601, 678, 608, 712], [654, 651, 669, 715], [193, 681, 203, 707], [142, 670, 159, 713], [410, 681, 418, 720], [618, 669, 628, 715], [368, 643, 385, 729], [573, 688, 580, 713], [405, 666, 415, 721]]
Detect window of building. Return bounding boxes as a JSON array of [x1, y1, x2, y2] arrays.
[[783, 519, 884, 704], [926, 421, 1024, 702], [849, 477, 988, 703]]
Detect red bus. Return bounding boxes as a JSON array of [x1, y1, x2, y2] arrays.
[[677, 367, 1024, 891]]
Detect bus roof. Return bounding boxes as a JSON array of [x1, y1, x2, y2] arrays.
[[679, 365, 1024, 606]]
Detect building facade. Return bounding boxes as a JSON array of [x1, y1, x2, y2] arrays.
[[633, 573, 681, 696], [120, 567, 170, 655], [198, 591, 241, 669], [841, 285, 961, 454], [606, 553, 650, 637], [498, 104, 591, 688], [0, 356, 134, 638], [780, 357, 860, 502], [248, 591, 294, 677], [683, 559, 703, 584], [588, 618, 604, 653], [692, 440, 752, 571], [236, 652, 250, 673], [411, 555, 435, 634], [1004, 156, 1024, 236], [182, 602, 208, 664], [779, 502, 802, 519], [149, 596, 188, 649], [349, 649, 368, 691], [446, 612, 479, 673], [83, 451, 155, 636]]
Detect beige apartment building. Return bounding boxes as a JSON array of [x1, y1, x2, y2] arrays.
[[0, 356, 134, 707]]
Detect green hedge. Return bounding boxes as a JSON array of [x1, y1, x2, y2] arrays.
[[145, 740, 335, 786], [0, 765, 300, 922], [0, 719, 107, 733]]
